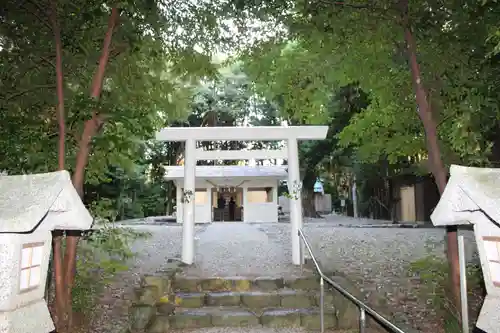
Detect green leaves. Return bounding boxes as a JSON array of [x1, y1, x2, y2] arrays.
[[243, 41, 339, 124], [0, 0, 222, 181], [73, 200, 152, 313], [236, 0, 500, 170]]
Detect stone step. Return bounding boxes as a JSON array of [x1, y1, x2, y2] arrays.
[[165, 306, 338, 330], [133, 274, 362, 332], [172, 289, 330, 309], [173, 276, 320, 293]]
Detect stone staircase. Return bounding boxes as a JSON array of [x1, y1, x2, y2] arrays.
[[130, 269, 361, 332]]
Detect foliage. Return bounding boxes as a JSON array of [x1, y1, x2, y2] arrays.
[[243, 41, 371, 214], [231, 0, 500, 169], [72, 200, 151, 314], [84, 157, 171, 220], [0, 0, 222, 183], [242, 41, 336, 125], [408, 242, 485, 332], [223, 0, 500, 226]]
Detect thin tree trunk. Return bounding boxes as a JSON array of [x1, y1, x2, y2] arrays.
[[400, 0, 460, 314], [71, 6, 119, 194], [52, 11, 65, 170], [51, 233, 65, 329], [49, 0, 67, 330], [62, 6, 120, 330]]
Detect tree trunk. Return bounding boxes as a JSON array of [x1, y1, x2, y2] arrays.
[[59, 7, 119, 331], [400, 0, 460, 314], [49, 0, 68, 330], [302, 189, 320, 218]]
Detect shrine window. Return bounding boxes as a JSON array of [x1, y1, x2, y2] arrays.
[[483, 236, 500, 286], [20, 242, 44, 292], [247, 187, 273, 203]]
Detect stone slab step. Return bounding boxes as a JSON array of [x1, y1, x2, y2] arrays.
[[172, 289, 333, 309], [167, 307, 337, 330], [173, 276, 320, 292]]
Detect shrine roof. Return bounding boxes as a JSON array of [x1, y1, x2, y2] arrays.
[[431, 164, 500, 228], [0, 171, 93, 233]]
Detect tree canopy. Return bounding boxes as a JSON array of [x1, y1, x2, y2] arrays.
[[0, 0, 224, 182], [229, 1, 498, 165]]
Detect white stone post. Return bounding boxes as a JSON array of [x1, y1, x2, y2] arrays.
[[273, 182, 279, 203], [176, 183, 182, 223], [242, 186, 248, 222], [287, 138, 303, 265], [352, 175, 358, 218], [206, 187, 211, 223], [272, 184, 279, 222], [182, 138, 196, 265]]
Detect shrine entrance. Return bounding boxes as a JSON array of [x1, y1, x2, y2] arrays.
[[212, 187, 243, 221], [155, 125, 328, 265]]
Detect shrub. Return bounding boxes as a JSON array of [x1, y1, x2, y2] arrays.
[[71, 199, 151, 315]]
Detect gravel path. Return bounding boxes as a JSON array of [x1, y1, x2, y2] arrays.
[[181, 222, 305, 278], [87, 217, 480, 333]]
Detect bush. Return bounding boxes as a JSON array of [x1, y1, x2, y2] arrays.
[[408, 245, 485, 332], [71, 200, 151, 315]]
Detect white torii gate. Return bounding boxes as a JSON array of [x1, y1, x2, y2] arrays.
[[155, 126, 328, 265]]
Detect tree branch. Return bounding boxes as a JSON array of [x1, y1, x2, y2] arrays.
[[50, 0, 65, 171], [314, 0, 392, 12], [109, 44, 129, 60], [331, 1, 379, 9], [39, 55, 57, 69], [3, 84, 56, 101], [90, 7, 120, 98], [18, 0, 52, 31]]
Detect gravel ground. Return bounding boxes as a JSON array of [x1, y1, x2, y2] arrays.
[[87, 216, 480, 333], [180, 222, 305, 278], [302, 219, 478, 332], [88, 224, 201, 333]]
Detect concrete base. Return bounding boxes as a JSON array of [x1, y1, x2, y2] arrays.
[[0, 300, 55, 333]]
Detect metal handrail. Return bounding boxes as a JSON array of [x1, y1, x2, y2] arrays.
[[298, 228, 406, 333]]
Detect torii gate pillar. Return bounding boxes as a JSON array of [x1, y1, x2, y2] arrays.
[[287, 138, 303, 265], [182, 138, 196, 265]]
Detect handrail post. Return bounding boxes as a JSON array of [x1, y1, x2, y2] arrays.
[[320, 276, 325, 333], [299, 232, 303, 273], [359, 307, 366, 333]]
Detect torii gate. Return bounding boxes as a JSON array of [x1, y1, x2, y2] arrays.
[[155, 126, 328, 265]]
